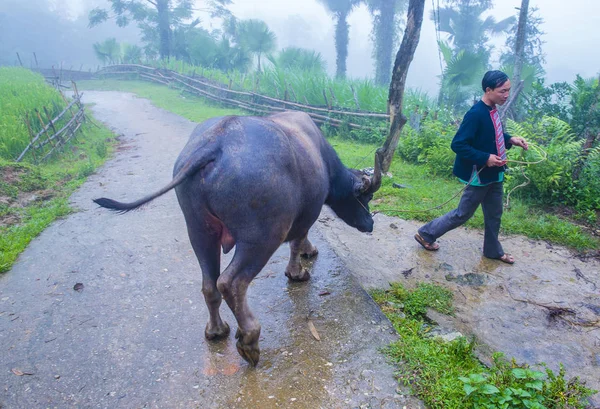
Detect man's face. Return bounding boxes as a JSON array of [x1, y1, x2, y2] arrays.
[[486, 79, 511, 106]]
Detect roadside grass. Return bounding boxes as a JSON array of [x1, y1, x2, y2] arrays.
[[0, 123, 116, 273], [77, 79, 243, 121], [371, 283, 596, 409], [78, 79, 599, 252]]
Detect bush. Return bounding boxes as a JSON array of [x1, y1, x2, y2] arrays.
[[506, 117, 599, 213], [397, 120, 457, 177]]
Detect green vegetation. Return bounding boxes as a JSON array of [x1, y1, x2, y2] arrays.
[[0, 124, 116, 273], [77, 79, 243, 121], [371, 283, 596, 409], [0, 67, 120, 273], [0, 67, 67, 160]]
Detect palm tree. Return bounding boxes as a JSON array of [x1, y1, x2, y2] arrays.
[[317, 0, 361, 79], [437, 40, 487, 110], [434, 2, 515, 54], [365, 0, 408, 86], [121, 43, 143, 64], [92, 38, 121, 65], [237, 19, 277, 72], [270, 47, 327, 72]]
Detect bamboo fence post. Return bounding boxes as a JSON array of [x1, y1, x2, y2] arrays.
[[36, 109, 56, 150], [350, 85, 361, 110], [33, 52, 39, 68], [287, 81, 298, 102], [59, 88, 80, 139], [322, 89, 331, 110], [24, 114, 38, 163], [16, 52, 23, 67], [329, 87, 339, 107]]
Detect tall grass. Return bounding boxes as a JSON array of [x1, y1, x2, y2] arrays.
[[149, 59, 451, 120], [0, 67, 67, 160]]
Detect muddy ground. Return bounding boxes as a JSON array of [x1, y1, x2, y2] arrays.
[[1, 91, 598, 408]]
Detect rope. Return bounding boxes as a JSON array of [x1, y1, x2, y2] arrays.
[[372, 143, 548, 216]]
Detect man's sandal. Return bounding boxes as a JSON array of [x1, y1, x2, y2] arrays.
[[414, 233, 440, 251], [495, 254, 515, 264]]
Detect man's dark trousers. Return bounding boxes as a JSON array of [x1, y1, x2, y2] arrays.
[[418, 182, 505, 258]]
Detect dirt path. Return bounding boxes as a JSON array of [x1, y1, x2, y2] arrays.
[[320, 208, 600, 406], [0, 92, 423, 409]]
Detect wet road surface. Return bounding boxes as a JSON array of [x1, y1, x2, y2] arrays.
[[0, 92, 424, 409]]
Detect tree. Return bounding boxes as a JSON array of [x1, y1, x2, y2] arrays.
[[269, 47, 327, 72], [435, 0, 514, 54], [437, 40, 487, 111], [122, 43, 143, 63], [317, 0, 362, 79], [366, 0, 408, 86], [88, 0, 231, 60], [431, 0, 514, 111], [374, 0, 426, 177], [235, 19, 277, 73], [500, 6, 545, 72], [93, 38, 121, 65]]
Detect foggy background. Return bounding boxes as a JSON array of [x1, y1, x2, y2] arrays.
[[1, 0, 598, 97]]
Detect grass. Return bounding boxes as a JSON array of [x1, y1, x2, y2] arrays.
[[371, 283, 596, 409], [78, 78, 600, 252], [0, 123, 116, 273], [0, 67, 67, 160], [77, 79, 243, 121]]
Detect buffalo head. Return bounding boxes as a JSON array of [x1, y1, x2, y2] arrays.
[[330, 151, 383, 233]]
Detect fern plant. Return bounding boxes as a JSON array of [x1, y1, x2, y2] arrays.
[[505, 116, 597, 212]]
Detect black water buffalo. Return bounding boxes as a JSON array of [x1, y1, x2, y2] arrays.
[[94, 111, 382, 365]]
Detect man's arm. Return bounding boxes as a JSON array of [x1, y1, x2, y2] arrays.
[[450, 110, 490, 166]]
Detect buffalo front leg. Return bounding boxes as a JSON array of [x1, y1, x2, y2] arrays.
[[217, 241, 280, 366], [285, 234, 318, 282], [188, 228, 230, 340]]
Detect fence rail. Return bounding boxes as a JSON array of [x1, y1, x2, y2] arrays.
[[95, 64, 391, 130], [16, 84, 87, 163]]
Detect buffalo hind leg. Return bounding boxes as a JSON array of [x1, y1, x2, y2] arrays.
[[188, 227, 230, 340], [217, 241, 280, 366], [285, 234, 317, 281]]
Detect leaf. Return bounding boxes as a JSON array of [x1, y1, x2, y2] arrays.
[[463, 384, 477, 396], [12, 368, 33, 376], [307, 320, 320, 341], [481, 384, 500, 395], [525, 380, 544, 391], [512, 368, 527, 379]]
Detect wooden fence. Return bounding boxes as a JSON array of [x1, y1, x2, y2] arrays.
[[16, 83, 87, 163], [95, 64, 391, 130]]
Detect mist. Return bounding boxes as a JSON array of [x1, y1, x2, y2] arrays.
[[1, 0, 599, 97]]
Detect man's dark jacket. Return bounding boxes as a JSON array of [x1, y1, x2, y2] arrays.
[[451, 100, 513, 185]]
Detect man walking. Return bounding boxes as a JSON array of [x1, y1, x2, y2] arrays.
[[414, 70, 528, 264]]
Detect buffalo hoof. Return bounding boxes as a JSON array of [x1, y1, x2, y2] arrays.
[[301, 245, 319, 259], [235, 328, 260, 366], [285, 266, 311, 282], [205, 321, 230, 340]]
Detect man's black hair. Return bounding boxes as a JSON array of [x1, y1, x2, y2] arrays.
[[482, 70, 509, 92]]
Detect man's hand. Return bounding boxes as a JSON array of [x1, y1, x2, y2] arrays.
[[510, 136, 529, 150], [486, 154, 507, 167]]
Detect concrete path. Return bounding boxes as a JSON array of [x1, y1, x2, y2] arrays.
[[0, 92, 423, 409]]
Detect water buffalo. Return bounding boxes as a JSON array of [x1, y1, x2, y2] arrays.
[[94, 111, 382, 366]]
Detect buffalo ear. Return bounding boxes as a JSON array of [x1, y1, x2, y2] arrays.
[[353, 175, 371, 196]]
